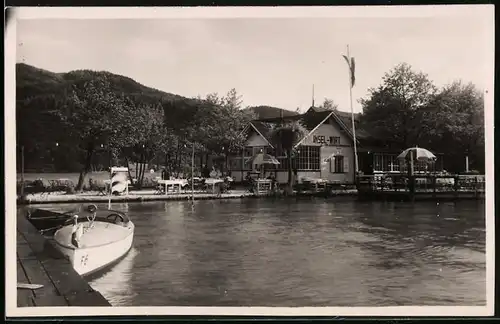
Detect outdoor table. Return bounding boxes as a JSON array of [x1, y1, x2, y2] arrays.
[[157, 179, 188, 194], [301, 178, 326, 192], [204, 178, 224, 193], [104, 179, 132, 185]]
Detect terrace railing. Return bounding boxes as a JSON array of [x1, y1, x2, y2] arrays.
[[356, 174, 485, 194]]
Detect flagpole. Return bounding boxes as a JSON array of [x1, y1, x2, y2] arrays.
[[346, 45, 359, 181]]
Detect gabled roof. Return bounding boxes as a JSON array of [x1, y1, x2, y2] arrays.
[[245, 120, 275, 148], [245, 106, 376, 148]]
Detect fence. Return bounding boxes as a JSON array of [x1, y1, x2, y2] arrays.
[[356, 174, 486, 194]]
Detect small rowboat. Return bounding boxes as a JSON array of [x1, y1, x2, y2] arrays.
[[52, 205, 135, 277], [27, 205, 135, 277]]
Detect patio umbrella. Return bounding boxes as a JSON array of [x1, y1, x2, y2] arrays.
[[397, 147, 436, 162], [397, 146, 436, 176], [246, 152, 280, 166]]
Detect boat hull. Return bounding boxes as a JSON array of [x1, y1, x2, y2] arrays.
[[54, 222, 135, 277]]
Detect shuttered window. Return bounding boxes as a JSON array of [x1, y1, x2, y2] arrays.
[[330, 155, 348, 173]]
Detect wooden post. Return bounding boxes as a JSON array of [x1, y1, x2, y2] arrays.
[[474, 176, 478, 198], [454, 175, 459, 199], [432, 175, 436, 198], [191, 143, 195, 204], [20, 145, 25, 198]]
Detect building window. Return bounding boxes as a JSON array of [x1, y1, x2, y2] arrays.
[[242, 147, 254, 170], [296, 146, 320, 171], [229, 157, 241, 171], [370, 153, 440, 173], [330, 155, 348, 173], [243, 147, 253, 157], [329, 136, 341, 145]]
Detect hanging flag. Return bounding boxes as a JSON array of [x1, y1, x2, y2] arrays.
[[342, 55, 356, 87]]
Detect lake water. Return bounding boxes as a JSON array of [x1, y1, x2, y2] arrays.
[[31, 197, 486, 307]]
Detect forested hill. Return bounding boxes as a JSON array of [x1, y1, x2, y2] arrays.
[[15, 63, 257, 173], [16, 63, 186, 103], [243, 105, 299, 120]]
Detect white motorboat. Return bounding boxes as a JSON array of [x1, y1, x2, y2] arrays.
[[51, 205, 135, 277]]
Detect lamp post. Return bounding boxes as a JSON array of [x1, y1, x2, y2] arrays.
[[100, 143, 112, 171], [184, 142, 195, 204], [465, 149, 470, 173], [221, 146, 225, 176], [191, 143, 194, 202]]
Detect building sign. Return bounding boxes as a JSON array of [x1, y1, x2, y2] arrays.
[[312, 135, 341, 146]]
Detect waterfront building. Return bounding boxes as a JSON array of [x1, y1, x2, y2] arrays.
[[228, 106, 359, 184], [227, 106, 445, 184]]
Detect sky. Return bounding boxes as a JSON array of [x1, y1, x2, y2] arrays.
[[15, 8, 493, 114]]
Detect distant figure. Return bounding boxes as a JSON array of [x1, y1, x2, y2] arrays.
[[161, 169, 171, 180], [268, 173, 277, 191], [245, 172, 254, 193], [71, 215, 83, 248], [210, 166, 217, 179], [202, 165, 210, 178], [219, 177, 230, 195]]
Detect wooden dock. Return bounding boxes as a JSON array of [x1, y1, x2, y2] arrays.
[[17, 190, 256, 205], [17, 213, 110, 307], [356, 174, 486, 201]]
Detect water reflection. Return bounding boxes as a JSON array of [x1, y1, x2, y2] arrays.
[[88, 248, 139, 306], [32, 198, 486, 307]]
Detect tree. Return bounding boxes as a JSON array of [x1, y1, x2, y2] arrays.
[[270, 120, 308, 193], [423, 81, 485, 172], [194, 89, 255, 174], [223, 88, 243, 110], [121, 102, 169, 188], [320, 98, 338, 111], [55, 73, 143, 191], [359, 63, 437, 149]]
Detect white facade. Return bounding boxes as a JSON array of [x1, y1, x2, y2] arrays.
[[228, 116, 356, 184], [300, 122, 355, 183]]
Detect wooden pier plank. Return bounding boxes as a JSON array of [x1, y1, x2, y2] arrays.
[[17, 213, 111, 307], [20, 258, 68, 306], [17, 259, 35, 307]]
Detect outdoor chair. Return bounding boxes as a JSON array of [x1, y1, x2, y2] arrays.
[[94, 181, 108, 196], [187, 178, 204, 191], [244, 179, 255, 193], [197, 179, 207, 191], [153, 180, 165, 195], [89, 178, 108, 196], [154, 184, 165, 195], [215, 182, 231, 197]]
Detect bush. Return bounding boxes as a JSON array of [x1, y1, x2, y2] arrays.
[[65, 184, 76, 194]]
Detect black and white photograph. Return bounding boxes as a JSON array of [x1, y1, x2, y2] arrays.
[[5, 5, 494, 317]]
